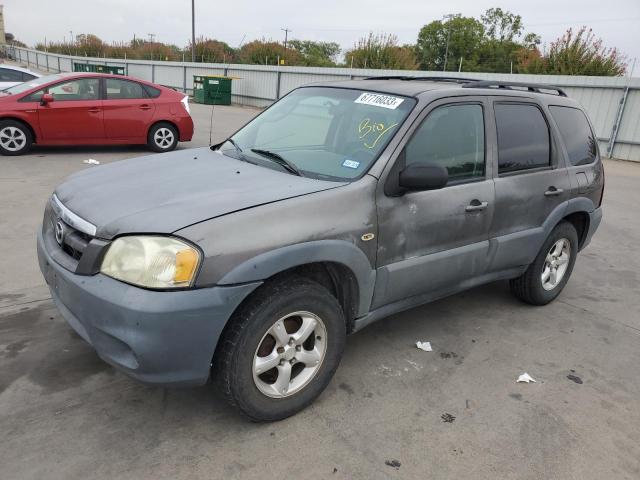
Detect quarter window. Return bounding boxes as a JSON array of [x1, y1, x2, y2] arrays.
[[495, 103, 550, 173], [106, 78, 146, 99], [405, 104, 485, 183], [549, 106, 597, 166], [48, 78, 100, 101]]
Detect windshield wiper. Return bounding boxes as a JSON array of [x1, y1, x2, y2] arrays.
[[250, 148, 303, 177]]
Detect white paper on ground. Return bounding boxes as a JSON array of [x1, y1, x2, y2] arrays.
[[517, 373, 537, 383], [415, 341, 432, 352], [83, 158, 100, 165]]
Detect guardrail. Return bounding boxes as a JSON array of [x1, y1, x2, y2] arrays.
[[5, 45, 640, 161]]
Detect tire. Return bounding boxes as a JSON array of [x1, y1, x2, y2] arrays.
[[0, 120, 33, 156], [147, 122, 178, 152], [215, 277, 346, 422], [510, 221, 579, 305]]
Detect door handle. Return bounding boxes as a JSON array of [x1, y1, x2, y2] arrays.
[[465, 200, 488, 212], [544, 187, 564, 197], [87, 108, 101, 113], [139, 104, 152, 110]]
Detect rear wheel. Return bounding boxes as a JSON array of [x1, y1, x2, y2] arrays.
[[510, 221, 578, 305], [215, 278, 346, 421], [147, 122, 178, 152], [0, 120, 33, 156]]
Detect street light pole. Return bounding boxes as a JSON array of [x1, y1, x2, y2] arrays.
[[191, 0, 196, 62], [442, 14, 455, 72]]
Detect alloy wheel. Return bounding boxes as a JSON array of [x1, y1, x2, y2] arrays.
[[0, 126, 26, 152], [153, 128, 174, 149], [541, 238, 571, 291], [252, 311, 327, 398]]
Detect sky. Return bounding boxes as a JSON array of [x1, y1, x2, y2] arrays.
[[4, 0, 640, 69]]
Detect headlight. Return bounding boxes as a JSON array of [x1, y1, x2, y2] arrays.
[[100, 236, 201, 289]]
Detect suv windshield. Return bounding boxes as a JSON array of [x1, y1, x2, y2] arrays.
[[220, 87, 416, 181], [4, 74, 61, 94]]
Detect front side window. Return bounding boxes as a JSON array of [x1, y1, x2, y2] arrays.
[[495, 103, 550, 173], [106, 78, 146, 99], [405, 104, 485, 184], [8, 74, 61, 96], [549, 106, 597, 166], [48, 78, 100, 101], [225, 87, 416, 181]]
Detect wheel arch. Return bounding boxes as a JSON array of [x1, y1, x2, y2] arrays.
[[0, 116, 37, 142]]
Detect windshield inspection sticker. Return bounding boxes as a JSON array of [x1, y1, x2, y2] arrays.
[[342, 159, 360, 169], [354, 92, 404, 110]]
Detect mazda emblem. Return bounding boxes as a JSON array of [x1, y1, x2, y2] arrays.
[[54, 220, 65, 246]]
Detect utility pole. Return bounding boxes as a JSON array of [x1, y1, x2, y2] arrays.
[[191, 0, 196, 62], [281, 28, 291, 50], [69, 30, 74, 44], [147, 33, 156, 43], [442, 14, 456, 72]]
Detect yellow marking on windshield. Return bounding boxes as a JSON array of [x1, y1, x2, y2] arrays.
[[358, 118, 399, 149]]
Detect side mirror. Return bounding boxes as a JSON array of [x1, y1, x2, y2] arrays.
[[40, 93, 54, 105], [399, 163, 448, 191]]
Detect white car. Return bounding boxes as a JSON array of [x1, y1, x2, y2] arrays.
[[0, 64, 41, 90]]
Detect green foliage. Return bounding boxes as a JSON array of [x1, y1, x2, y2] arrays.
[[237, 39, 302, 65], [190, 37, 235, 63], [345, 33, 417, 70], [288, 40, 340, 66], [481, 8, 523, 42]]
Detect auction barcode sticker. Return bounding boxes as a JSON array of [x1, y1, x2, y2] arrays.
[[354, 92, 404, 110]]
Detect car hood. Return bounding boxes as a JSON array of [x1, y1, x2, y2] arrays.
[[54, 147, 347, 239]]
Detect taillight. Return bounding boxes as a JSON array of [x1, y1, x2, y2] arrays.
[[180, 95, 190, 115]]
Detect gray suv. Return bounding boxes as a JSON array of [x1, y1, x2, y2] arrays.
[[37, 77, 604, 421]]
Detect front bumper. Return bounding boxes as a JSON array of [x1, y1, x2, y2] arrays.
[[37, 230, 260, 386]]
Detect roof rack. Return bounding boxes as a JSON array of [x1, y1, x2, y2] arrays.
[[462, 80, 567, 97], [364, 75, 479, 84]]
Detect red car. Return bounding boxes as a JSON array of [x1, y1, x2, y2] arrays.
[[0, 72, 194, 155]]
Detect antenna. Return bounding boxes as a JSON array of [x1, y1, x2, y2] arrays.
[[209, 34, 247, 146]]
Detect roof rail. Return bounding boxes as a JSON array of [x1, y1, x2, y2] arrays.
[[462, 80, 567, 97], [364, 75, 479, 84]]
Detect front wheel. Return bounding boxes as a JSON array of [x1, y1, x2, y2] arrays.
[[0, 120, 33, 156], [215, 278, 346, 421], [147, 122, 178, 152], [510, 221, 578, 305]]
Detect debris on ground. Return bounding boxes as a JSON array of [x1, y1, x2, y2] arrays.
[[415, 341, 432, 352], [567, 374, 583, 384], [385, 459, 401, 469], [83, 158, 100, 165], [440, 351, 458, 359], [441, 413, 456, 423], [517, 373, 537, 383]]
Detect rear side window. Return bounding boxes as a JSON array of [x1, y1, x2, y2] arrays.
[[106, 78, 146, 99], [495, 103, 550, 173], [0, 68, 25, 82], [406, 104, 485, 184], [549, 106, 597, 166]]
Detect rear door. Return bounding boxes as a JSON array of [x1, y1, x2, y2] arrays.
[[102, 78, 156, 140], [37, 77, 104, 141], [488, 99, 571, 271]]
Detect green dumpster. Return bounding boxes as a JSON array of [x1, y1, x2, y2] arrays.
[[193, 75, 234, 105], [73, 63, 125, 75]]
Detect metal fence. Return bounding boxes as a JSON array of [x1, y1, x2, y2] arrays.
[[7, 45, 640, 162]]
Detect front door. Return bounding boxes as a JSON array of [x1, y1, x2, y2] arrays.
[[37, 77, 104, 141], [373, 98, 495, 309]]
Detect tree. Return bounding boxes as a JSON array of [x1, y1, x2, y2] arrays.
[[481, 8, 523, 42], [288, 40, 340, 67], [189, 37, 235, 63], [518, 27, 626, 76], [345, 33, 417, 70], [415, 16, 485, 71]]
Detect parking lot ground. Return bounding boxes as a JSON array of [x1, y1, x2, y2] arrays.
[[1, 104, 640, 479]]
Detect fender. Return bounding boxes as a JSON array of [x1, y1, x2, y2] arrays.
[[216, 240, 377, 317]]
